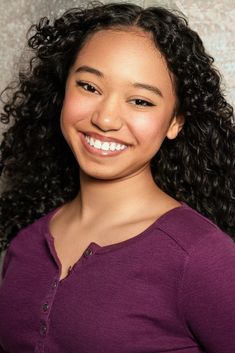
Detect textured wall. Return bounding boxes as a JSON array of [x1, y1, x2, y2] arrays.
[[0, 0, 234, 108]]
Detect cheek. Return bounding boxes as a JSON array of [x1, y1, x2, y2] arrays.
[[60, 93, 96, 127], [130, 112, 170, 147]]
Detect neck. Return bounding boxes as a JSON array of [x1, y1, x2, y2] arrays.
[[73, 165, 164, 223]]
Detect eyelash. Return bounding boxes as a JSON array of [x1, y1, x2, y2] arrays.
[[76, 81, 155, 107], [133, 99, 154, 107], [76, 81, 98, 94]]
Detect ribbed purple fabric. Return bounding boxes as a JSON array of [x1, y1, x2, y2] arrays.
[[0, 202, 235, 353]]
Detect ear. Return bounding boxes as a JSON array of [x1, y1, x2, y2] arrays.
[[166, 115, 185, 140]]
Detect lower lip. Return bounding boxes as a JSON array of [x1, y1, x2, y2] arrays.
[[80, 133, 129, 157]]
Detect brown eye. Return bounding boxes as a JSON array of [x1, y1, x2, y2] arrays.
[[76, 81, 99, 94], [132, 99, 155, 107]]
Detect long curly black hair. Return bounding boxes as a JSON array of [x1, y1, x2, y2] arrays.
[[0, 1, 234, 251]]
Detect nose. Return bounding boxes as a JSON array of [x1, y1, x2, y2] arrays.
[[91, 96, 123, 132]]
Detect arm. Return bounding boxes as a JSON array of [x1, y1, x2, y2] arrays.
[[179, 231, 235, 352]]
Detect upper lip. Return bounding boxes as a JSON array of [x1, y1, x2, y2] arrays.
[[82, 131, 130, 146]]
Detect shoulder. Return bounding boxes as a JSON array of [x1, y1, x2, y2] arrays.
[[154, 202, 235, 290], [1, 207, 60, 279], [168, 206, 235, 348], [155, 202, 234, 255], [6, 206, 60, 251]]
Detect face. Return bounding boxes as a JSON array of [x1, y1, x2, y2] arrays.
[[60, 27, 184, 181]]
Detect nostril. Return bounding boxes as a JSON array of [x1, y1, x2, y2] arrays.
[[91, 113, 123, 131], [91, 120, 122, 132]]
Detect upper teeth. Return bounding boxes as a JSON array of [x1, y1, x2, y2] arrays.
[[85, 135, 127, 151]]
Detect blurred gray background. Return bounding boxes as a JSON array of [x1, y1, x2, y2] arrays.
[[0, 0, 234, 111]]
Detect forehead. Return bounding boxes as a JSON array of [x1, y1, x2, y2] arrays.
[[83, 27, 155, 49], [70, 27, 174, 96], [75, 27, 162, 65]]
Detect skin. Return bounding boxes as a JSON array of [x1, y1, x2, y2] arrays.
[[51, 27, 185, 279]]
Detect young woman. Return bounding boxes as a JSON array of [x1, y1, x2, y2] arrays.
[[0, 2, 234, 353]]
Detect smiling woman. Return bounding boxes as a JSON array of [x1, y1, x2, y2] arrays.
[[0, 2, 235, 353], [60, 28, 183, 179]]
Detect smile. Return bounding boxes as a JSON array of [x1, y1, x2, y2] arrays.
[[84, 134, 128, 152]]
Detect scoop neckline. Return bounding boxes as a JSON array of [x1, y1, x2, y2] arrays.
[[44, 201, 189, 254]]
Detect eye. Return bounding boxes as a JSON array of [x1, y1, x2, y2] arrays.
[[76, 81, 99, 94], [131, 99, 155, 107]]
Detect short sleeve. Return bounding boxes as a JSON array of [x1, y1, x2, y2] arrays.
[[179, 230, 235, 352]]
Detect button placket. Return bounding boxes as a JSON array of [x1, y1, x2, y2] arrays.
[[52, 279, 58, 289], [39, 321, 48, 337], [42, 302, 49, 313], [41, 277, 59, 315], [37, 276, 59, 347]]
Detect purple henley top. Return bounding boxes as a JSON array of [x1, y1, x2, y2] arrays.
[[0, 202, 235, 353]]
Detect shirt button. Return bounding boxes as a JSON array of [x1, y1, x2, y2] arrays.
[[52, 280, 58, 289], [42, 303, 49, 312], [40, 323, 47, 336], [84, 248, 93, 257]]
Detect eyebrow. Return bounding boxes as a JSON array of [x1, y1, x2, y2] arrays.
[[132, 82, 163, 98], [75, 65, 104, 78], [75, 65, 163, 98]]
